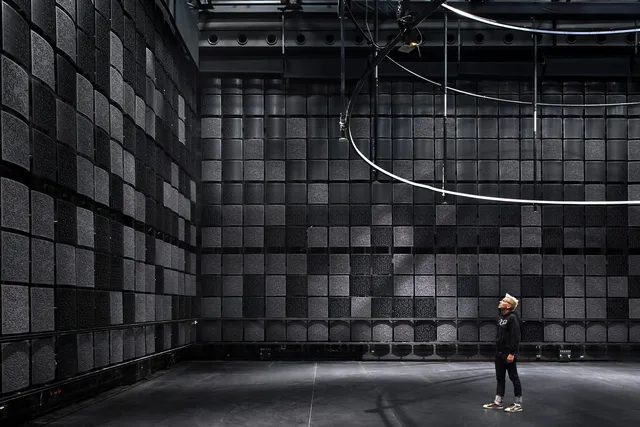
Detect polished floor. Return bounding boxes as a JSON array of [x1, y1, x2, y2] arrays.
[[30, 361, 639, 427]]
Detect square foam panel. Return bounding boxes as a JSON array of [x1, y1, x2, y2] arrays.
[[1, 111, 30, 171], [2, 3, 30, 69], [565, 323, 586, 342], [77, 290, 95, 329], [543, 298, 564, 318], [31, 287, 54, 332], [587, 322, 606, 342], [458, 298, 479, 318], [56, 55, 76, 108], [437, 321, 457, 341], [56, 7, 76, 60], [56, 243, 77, 286], [2, 232, 29, 283], [76, 74, 94, 118], [1, 284, 29, 334], [31, 338, 56, 385], [544, 322, 564, 342], [2, 56, 29, 120], [57, 200, 77, 244], [394, 321, 414, 342], [77, 156, 95, 198], [1, 341, 30, 393], [56, 288, 77, 330], [1, 178, 30, 232], [94, 331, 110, 368], [76, 333, 94, 373], [76, 249, 95, 288], [94, 167, 110, 205], [76, 207, 95, 248], [31, 238, 54, 285]]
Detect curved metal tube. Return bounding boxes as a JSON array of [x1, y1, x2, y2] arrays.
[[343, 3, 640, 205], [386, 57, 640, 108], [442, 3, 640, 35], [348, 125, 640, 205]]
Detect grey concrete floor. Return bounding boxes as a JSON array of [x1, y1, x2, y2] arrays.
[[33, 361, 639, 427]]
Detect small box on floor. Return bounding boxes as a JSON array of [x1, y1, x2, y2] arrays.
[[559, 349, 572, 362]]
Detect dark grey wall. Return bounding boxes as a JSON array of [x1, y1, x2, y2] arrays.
[[198, 76, 640, 345], [0, 0, 199, 397]]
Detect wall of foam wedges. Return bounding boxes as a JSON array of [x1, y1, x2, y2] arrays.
[[0, 0, 200, 397], [198, 77, 640, 346]]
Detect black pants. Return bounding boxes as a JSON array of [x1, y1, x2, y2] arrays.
[[495, 352, 522, 397]]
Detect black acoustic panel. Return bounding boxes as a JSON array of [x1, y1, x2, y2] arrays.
[[77, 28, 95, 78], [95, 215, 111, 253], [1, 341, 30, 393], [31, 338, 56, 385], [56, 6, 77, 61], [32, 80, 57, 138], [56, 288, 77, 330], [32, 0, 56, 42], [56, 100, 77, 147], [56, 200, 77, 244], [56, 334, 78, 378], [1, 111, 29, 171], [1, 178, 30, 233], [77, 0, 95, 34], [111, 0, 124, 38], [2, 55, 30, 120], [2, 2, 31, 69], [77, 289, 96, 329]]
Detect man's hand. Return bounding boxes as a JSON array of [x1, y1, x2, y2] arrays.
[[507, 354, 515, 363]]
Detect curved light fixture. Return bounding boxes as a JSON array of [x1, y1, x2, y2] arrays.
[[348, 126, 640, 205], [386, 57, 640, 108], [342, 2, 640, 205], [441, 3, 640, 36]]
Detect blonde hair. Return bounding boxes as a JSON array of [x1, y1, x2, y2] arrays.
[[504, 293, 519, 311]]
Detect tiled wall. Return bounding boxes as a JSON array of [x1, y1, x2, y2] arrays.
[[198, 77, 640, 344], [0, 0, 199, 396]]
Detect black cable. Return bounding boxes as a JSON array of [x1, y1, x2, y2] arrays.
[[341, 0, 448, 135]]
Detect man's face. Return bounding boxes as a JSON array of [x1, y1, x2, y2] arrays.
[[498, 298, 512, 311]]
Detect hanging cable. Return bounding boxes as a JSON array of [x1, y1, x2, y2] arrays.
[[442, 11, 448, 203], [532, 18, 538, 212], [339, 0, 346, 136], [342, 1, 640, 205], [441, 3, 640, 35]]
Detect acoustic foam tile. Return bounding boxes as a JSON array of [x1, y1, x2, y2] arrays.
[[2, 56, 29, 120], [76, 114, 94, 157], [76, 248, 95, 288], [1, 178, 29, 232], [94, 167, 110, 206], [565, 323, 585, 342], [437, 322, 457, 341], [31, 238, 54, 285], [123, 183, 134, 217], [77, 156, 95, 198], [1, 111, 29, 170], [56, 243, 76, 286], [436, 297, 457, 318], [1, 341, 29, 393], [30, 287, 54, 332], [586, 277, 607, 297], [95, 90, 110, 131], [608, 277, 628, 297], [457, 298, 479, 318], [31, 338, 56, 385], [110, 292, 123, 325], [544, 322, 564, 342], [3, 3, 30, 69], [2, 232, 29, 283], [1, 284, 29, 334], [56, 7, 76, 60], [76, 74, 94, 119], [76, 207, 94, 248], [586, 322, 607, 342]]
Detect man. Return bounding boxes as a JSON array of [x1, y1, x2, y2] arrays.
[[483, 293, 522, 413]]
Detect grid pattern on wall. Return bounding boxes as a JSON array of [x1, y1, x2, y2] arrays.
[[198, 77, 640, 344], [0, 0, 199, 396]]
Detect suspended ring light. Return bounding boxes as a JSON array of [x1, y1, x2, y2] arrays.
[[441, 3, 640, 36], [342, 2, 640, 205], [385, 57, 640, 108]]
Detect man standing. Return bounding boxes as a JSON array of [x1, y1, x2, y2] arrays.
[[483, 293, 523, 413]]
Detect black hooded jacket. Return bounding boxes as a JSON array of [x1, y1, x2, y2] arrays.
[[496, 311, 521, 355]]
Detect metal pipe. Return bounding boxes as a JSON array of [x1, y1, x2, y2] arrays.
[[442, 11, 447, 202], [340, 0, 346, 114], [533, 18, 538, 211], [373, 0, 379, 180], [441, 3, 640, 35]]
